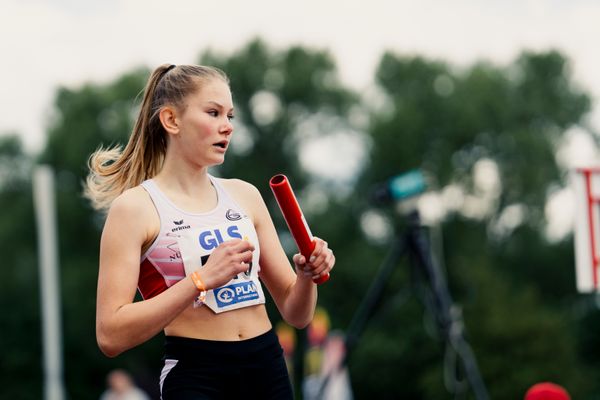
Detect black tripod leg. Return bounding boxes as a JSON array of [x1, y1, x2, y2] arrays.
[[314, 234, 407, 400], [406, 211, 489, 400], [344, 235, 407, 353]]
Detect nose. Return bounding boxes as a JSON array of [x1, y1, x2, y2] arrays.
[[220, 117, 233, 136]]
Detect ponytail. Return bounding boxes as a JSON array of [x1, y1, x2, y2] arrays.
[[84, 64, 228, 211]]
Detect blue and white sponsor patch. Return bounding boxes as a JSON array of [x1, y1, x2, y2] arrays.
[[214, 281, 260, 308], [179, 218, 266, 313]]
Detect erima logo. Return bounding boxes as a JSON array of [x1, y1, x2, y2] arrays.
[[226, 209, 242, 221], [171, 219, 191, 232]]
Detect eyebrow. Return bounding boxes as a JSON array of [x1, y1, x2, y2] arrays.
[[207, 100, 234, 112]]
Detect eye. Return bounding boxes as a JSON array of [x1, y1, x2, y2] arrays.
[[207, 110, 218, 117], [227, 114, 235, 121]]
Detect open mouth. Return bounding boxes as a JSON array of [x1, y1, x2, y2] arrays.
[[213, 140, 228, 149]]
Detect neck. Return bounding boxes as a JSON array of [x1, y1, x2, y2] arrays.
[[153, 150, 213, 198]]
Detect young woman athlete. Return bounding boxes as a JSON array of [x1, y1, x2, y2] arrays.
[[85, 64, 335, 399]]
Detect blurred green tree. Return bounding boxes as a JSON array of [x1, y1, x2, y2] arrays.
[[344, 50, 595, 399], [1, 40, 597, 400]]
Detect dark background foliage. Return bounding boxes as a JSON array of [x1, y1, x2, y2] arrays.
[[1, 39, 598, 399]]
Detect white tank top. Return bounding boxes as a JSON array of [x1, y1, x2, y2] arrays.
[[139, 175, 266, 313]]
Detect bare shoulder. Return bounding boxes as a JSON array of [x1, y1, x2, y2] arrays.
[[217, 178, 266, 220], [102, 185, 160, 252], [105, 186, 158, 233], [218, 178, 261, 197], [109, 186, 154, 217]]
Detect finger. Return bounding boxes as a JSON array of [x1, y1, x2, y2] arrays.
[[321, 255, 335, 276], [236, 262, 250, 274], [293, 254, 312, 277], [228, 238, 255, 253], [220, 238, 243, 246], [311, 265, 328, 277], [236, 250, 254, 264], [309, 245, 332, 268], [309, 238, 327, 263], [216, 239, 242, 254], [313, 260, 334, 279], [309, 250, 328, 269], [243, 249, 254, 263], [312, 252, 335, 276], [293, 254, 306, 266]]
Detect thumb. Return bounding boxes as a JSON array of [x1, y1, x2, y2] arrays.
[[292, 254, 306, 266]]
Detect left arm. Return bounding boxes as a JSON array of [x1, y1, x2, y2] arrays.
[[226, 179, 335, 328]]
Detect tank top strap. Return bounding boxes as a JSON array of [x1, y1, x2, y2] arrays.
[[207, 174, 245, 212], [141, 179, 170, 213]]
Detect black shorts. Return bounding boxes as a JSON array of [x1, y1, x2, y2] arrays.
[[160, 329, 293, 399]]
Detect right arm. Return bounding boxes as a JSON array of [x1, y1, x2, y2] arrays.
[[95, 188, 253, 357]]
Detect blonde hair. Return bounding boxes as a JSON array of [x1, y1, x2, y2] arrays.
[[84, 64, 229, 211]]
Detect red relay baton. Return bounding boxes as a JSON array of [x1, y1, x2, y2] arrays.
[[269, 174, 330, 284]]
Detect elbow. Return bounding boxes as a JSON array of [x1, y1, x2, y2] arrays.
[[285, 314, 313, 330], [281, 300, 317, 329], [96, 328, 125, 358], [291, 320, 311, 330], [98, 343, 121, 359]]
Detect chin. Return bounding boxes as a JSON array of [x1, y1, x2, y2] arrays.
[[208, 156, 226, 166]]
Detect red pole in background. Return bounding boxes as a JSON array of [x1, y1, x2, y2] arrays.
[[270, 174, 329, 284], [582, 169, 599, 289]]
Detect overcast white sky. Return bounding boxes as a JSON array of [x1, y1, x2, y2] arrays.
[[2, 0, 600, 154]]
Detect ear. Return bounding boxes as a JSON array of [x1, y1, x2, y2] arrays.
[[159, 106, 180, 136]]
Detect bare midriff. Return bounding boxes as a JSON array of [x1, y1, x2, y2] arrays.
[[164, 303, 272, 341]]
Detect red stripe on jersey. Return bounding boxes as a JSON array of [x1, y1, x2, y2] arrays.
[[138, 258, 169, 300]]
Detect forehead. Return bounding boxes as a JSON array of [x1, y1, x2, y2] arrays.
[[189, 78, 233, 108]]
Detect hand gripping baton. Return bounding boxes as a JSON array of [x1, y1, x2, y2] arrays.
[[269, 174, 330, 284]]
